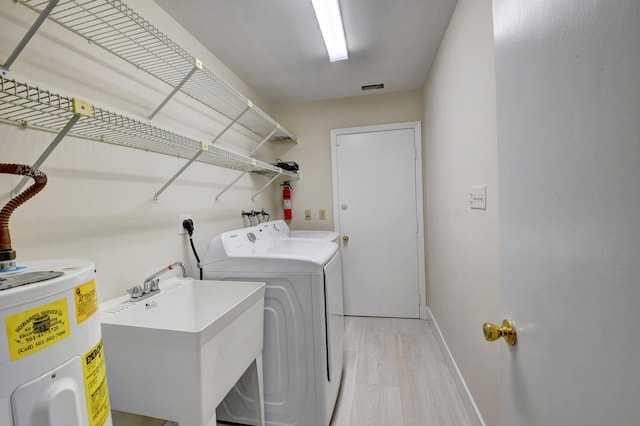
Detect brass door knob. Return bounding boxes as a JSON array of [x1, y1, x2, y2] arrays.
[[483, 319, 517, 346], [342, 235, 350, 243]]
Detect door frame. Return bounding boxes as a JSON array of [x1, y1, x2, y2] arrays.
[[330, 121, 427, 319]]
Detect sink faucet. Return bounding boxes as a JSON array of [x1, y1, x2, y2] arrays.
[[127, 262, 187, 301]]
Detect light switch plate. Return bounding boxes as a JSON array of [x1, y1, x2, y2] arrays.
[[304, 209, 312, 220], [469, 185, 486, 210]]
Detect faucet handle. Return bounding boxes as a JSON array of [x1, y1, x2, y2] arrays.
[[127, 285, 144, 299], [148, 278, 160, 292]]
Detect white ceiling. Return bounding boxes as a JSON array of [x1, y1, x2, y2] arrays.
[[154, 0, 458, 105]]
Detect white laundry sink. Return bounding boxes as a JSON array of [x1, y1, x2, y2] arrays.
[[100, 278, 265, 426]]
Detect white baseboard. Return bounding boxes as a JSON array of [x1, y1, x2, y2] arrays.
[[426, 307, 486, 426], [420, 304, 428, 320]]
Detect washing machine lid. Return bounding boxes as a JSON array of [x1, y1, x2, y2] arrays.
[[215, 233, 338, 262], [203, 227, 338, 273]]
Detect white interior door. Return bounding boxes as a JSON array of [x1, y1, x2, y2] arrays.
[[494, 1, 640, 424], [331, 122, 425, 318]]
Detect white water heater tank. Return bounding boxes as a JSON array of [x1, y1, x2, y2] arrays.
[[0, 259, 112, 426]]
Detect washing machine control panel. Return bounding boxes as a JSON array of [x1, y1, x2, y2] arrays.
[[221, 221, 290, 255]]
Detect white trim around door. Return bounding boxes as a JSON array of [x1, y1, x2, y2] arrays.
[[331, 121, 426, 319]]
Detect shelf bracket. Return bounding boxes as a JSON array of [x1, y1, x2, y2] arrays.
[[148, 58, 202, 120], [211, 103, 264, 200], [154, 102, 252, 201], [251, 174, 281, 201], [153, 101, 251, 201], [215, 171, 249, 201], [249, 126, 278, 157], [1, 0, 60, 77], [211, 106, 250, 145], [11, 97, 90, 197], [153, 142, 207, 202]]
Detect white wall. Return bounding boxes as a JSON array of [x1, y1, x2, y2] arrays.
[[422, 0, 500, 424], [0, 3, 290, 424], [271, 90, 424, 231]]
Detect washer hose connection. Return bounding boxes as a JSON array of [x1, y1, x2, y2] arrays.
[[0, 164, 48, 270]]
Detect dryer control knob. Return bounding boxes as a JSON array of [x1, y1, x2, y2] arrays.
[[247, 232, 257, 243]]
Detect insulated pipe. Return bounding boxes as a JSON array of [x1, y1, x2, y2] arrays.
[[0, 164, 47, 267]]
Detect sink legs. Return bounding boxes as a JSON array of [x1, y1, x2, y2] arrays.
[[250, 354, 265, 426], [175, 354, 264, 426]]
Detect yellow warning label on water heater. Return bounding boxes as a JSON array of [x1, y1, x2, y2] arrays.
[[75, 279, 98, 324], [83, 338, 111, 426], [5, 298, 71, 361]]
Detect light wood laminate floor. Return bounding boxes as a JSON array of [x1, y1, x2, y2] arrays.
[[330, 316, 472, 426], [115, 316, 472, 426]]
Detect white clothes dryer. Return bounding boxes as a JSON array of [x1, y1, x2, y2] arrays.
[[289, 229, 339, 243], [261, 219, 339, 244], [203, 223, 344, 426]]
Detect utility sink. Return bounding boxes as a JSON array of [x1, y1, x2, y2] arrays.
[[100, 278, 265, 426]]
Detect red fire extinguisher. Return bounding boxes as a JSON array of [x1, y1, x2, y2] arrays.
[[282, 181, 292, 220]]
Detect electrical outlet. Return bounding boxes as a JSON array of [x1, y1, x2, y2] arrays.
[[304, 209, 312, 220], [178, 214, 192, 234], [319, 209, 326, 220]]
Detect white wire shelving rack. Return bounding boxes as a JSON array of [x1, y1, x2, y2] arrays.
[[0, 76, 297, 201], [12, 0, 297, 145], [1, 0, 299, 200]]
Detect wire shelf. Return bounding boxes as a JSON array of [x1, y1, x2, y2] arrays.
[[0, 76, 297, 177], [17, 0, 297, 143]]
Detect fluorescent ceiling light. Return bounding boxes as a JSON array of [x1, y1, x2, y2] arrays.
[[311, 0, 348, 62]]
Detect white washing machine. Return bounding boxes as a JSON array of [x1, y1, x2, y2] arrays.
[[203, 223, 344, 426]]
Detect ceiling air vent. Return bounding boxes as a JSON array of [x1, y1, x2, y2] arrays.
[[361, 83, 384, 91]]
